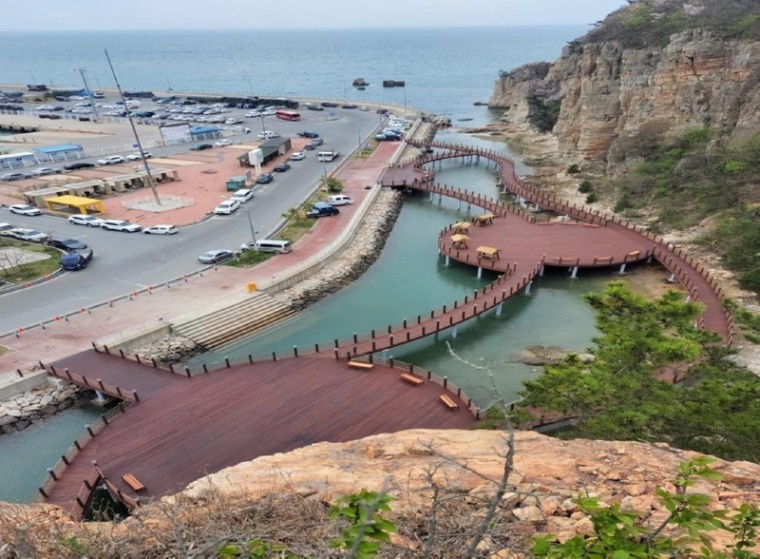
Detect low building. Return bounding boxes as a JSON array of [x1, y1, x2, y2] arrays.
[[0, 151, 38, 169], [34, 144, 84, 163]]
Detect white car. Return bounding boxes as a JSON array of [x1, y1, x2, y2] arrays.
[[126, 151, 153, 161], [9, 204, 43, 216], [213, 199, 241, 215], [245, 110, 263, 118], [5, 228, 49, 242], [100, 219, 141, 232], [213, 139, 232, 147], [143, 224, 178, 235], [68, 214, 104, 227], [29, 167, 61, 176], [97, 155, 125, 165], [231, 188, 254, 202], [289, 151, 306, 161], [224, 118, 241, 125], [257, 130, 281, 140]]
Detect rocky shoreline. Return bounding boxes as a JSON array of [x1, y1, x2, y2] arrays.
[[0, 383, 96, 436]]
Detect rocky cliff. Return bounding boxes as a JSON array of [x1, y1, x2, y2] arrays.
[[489, 2, 760, 169], [2, 430, 759, 557]]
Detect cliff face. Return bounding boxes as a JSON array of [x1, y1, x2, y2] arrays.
[[490, 29, 760, 167], [3, 430, 759, 557]]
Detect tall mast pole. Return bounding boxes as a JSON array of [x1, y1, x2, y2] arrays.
[[104, 48, 161, 206]]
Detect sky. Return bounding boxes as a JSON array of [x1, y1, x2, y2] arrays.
[[1, 0, 629, 31]]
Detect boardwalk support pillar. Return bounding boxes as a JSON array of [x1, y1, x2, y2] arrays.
[[477, 266, 483, 279], [496, 303, 503, 317], [618, 263, 627, 274], [524, 281, 532, 295], [539, 264, 545, 277], [570, 266, 579, 279], [445, 254, 450, 267], [451, 325, 458, 339], [668, 273, 677, 283], [94, 390, 106, 403]]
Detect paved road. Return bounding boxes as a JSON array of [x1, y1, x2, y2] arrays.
[[0, 108, 387, 332]]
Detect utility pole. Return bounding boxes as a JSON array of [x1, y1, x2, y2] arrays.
[[75, 67, 100, 122], [104, 48, 161, 206]]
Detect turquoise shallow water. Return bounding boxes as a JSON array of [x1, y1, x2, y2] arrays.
[[0, 406, 103, 503]]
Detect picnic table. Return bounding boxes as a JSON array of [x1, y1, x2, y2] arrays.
[[452, 221, 471, 234], [476, 246, 501, 261], [473, 212, 495, 226], [450, 234, 469, 248]]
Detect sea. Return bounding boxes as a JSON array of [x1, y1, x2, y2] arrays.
[[0, 26, 585, 122]]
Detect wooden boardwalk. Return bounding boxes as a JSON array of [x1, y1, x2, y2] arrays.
[[41, 352, 475, 518]]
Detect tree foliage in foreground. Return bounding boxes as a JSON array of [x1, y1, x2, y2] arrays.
[[516, 282, 760, 462]]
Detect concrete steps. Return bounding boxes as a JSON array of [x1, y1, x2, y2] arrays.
[[170, 291, 296, 351]]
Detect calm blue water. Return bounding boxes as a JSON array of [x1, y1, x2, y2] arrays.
[[0, 26, 584, 124]]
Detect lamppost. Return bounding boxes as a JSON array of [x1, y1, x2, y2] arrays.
[[259, 115, 266, 135], [74, 67, 100, 122], [246, 77, 254, 97], [245, 208, 259, 248], [104, 49, 161, 206]]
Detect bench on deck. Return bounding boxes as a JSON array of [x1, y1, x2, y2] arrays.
[[399, 372, 424, 386], [348, 360, 374, 370], [122, 473, 145, 492], [439, 394, 459, 410]]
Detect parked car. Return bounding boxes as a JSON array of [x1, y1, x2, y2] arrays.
[[68, 214, 104, 227], [60, 249, 93, 271], [320, 102, 339, 108], [327, 194, 353, 206], [190, 143, 213, 151], [0, 223, 16, 236], [257, 130, 281, 140], [0, 172, 29, 181], [198, 249, 234, 264], [9, 204, 42, 216], [256, 173, 274, 184], [306, 138, 324, 149], [341, 104, 358, 109], [100, 219, 141, 232], [231, 188, 254, 203], [48, 237, 87, 251], [306, 202, 340, 218], [63, 162, 95, 170], [97, 155, 125, 165], [5, 228, 49, 242], [29, 167, 61, 176], [126, 151, 153, 160], [298, 131, 319, 139], [213, 139, 232, 147], [143, 224, 178, 235], [273, 163, 290, 173], [289, 151, 306, 161], [213, 199, 241, 215]]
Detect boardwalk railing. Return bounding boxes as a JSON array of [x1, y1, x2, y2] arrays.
[[408, 141, 734, 344], [44, 363, 141, 402], [34, 399, 134, 517]]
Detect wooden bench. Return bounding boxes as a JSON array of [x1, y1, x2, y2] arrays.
[[399, 372, 424, 386], [348, 360, 374, 370], [439, 394, 459, 410], [122, 473, 145, 492]]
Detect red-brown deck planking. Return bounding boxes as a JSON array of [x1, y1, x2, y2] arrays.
[[43, 353, 475, 511]]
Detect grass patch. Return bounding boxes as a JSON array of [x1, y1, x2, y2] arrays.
[[226, 250, 274, 268], [0, 345, 7, 357], [0, 239, 60, 284]]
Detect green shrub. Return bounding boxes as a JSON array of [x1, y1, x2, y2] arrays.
[[585, 193, 599, 204], [578, 180, 593, 193], [567, 164, 581, 174]]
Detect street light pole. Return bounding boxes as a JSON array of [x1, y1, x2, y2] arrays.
[[245, 208, 258, 247], [104, 48, 161, 206], [75, 67, 100, 122], [259, 115, 266, 134]]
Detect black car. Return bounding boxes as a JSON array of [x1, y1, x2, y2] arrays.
[[273, 163, 291, 172], [306, 202, 340, 218], [48, 237, 88, 251], [256, 173, 274, 184], [63, 162, 95, 170], [190, 143, 213, 151], [320, 102, 339, 108], [341, 104, 358, 109], [298, 131, 319, 139], [60, 249, 93, 271]]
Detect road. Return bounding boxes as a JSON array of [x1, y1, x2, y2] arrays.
[[0, 106, 388, 333]]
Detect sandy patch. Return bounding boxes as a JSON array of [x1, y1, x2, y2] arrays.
[[0, 247, 51, 266]]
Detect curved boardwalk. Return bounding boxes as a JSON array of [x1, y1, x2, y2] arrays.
[[40, 351, 476, 518]]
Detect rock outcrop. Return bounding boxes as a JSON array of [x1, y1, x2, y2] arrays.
[[489, 3, 760, 172], [3, 430, 758, 557]]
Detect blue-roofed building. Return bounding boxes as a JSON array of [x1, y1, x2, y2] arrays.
[[190, 126, 221, 140], [34, 144, 84, 162]]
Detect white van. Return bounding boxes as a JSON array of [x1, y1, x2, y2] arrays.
[[240, 239, 292, 253], [317, 150, 340, 162], [327, 194, 353, 206]]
